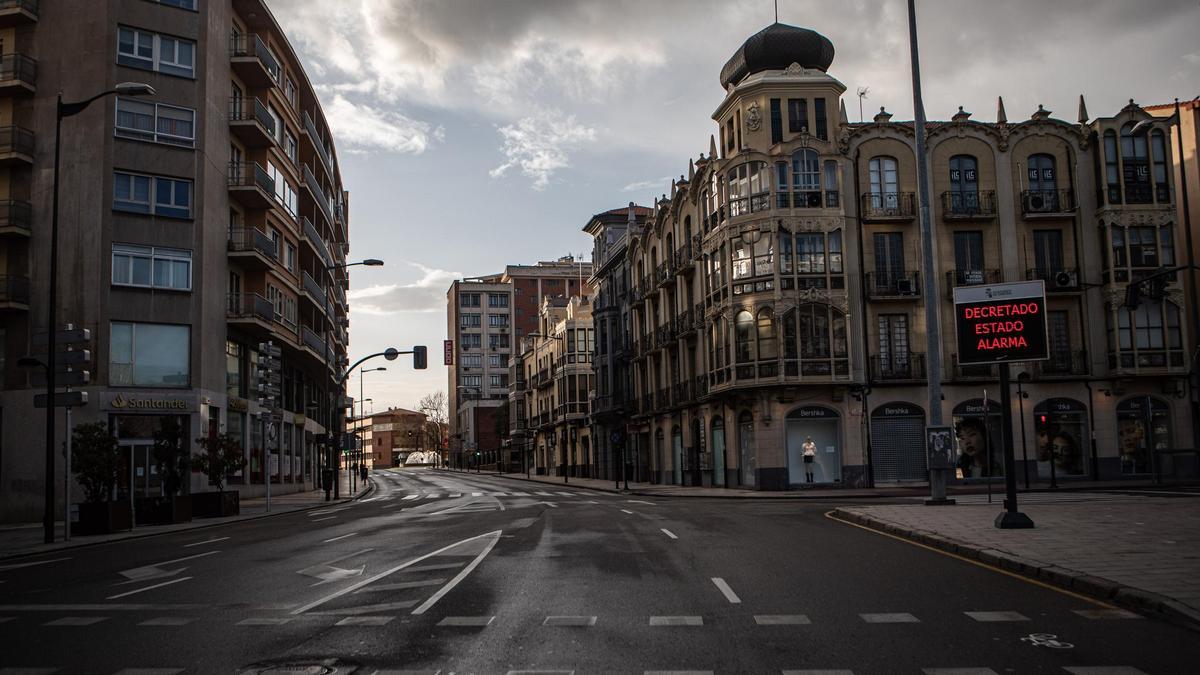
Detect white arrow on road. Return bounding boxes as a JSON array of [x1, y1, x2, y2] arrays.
[[117, 550, 220, 584], [297, 548, 373, 586]]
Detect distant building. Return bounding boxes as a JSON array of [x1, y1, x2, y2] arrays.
[[347, 407, 428, 469]]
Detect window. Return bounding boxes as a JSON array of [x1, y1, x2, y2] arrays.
[[756, 308, 777, 361], [769, 98, 782, 145], [488, 293, 509, 308], [283, 297, 296, 328], [1104, 130, 1120, 203], [789, 149, 822, 208], [868, 156, 900, 212], [1120, 123, 1151, 203], [489, 334, 510, 349], [462, 354, 482, 367], [788, 98, 807, 133], [118, 27, 195, 77], [823, 161, 839, 207], [1110, 301, 1184, 369], [727, 162, 770, 216], [488, 314, 509, 327], [488, 355, 503, 368], [267, 163, 297, 215], [113, 171, 192, 218], [814, 98, 828, 140], [786, 229, 843, 286], [787, 304, 850, 377], [877, 314, 910, 372], [463, 375, 482, 388], [284, 242, 296, 273], [110, 322, 190, 387], [285, 77, 298, 108], [948, 155, 979, 213], [460, 313, 481, 328], [873, 232, 904, 290], [115, 98, 195, 147], [154, 0, 197, 9], [732, 232, 773, 282], [1151, 131, 1170, 202], [461, 293, 481, 307], [1033, 230, 1063, 275], [735, 311, 755, 363], [953, 231, 985, 284], [226, 341, 244, 398], [285, 129, 298, 165], [112, 244, 191, 290], [1026, 154, 1059, 211]]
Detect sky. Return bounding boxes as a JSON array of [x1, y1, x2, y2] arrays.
[[266, 0, 1200, 413]]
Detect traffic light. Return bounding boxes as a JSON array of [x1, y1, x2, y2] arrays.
[[256, 341, 282, 414], [413, 345, 427, 369]]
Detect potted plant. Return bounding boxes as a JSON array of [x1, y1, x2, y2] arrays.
[[72, 422, 132, 535], [192, 432, 246, 517], [140, 418, 192, 524]]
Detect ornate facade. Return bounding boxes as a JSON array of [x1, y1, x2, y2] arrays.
[[583, 22, 1191, 489]]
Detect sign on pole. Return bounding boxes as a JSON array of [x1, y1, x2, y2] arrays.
[[443, 340, 454, 366], [953, 280, 1049, 366]]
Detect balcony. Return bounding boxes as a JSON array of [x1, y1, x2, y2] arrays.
[[695, 374, 709, 399], [941, 191, 997, 220], [951, 353, 995, 380], [300, 216, 334, 269], [1026, 267, 1080, 292], [0, 54, 36, 95], [865, 271, 921, 300], [301, 325, 327, 359], [860, 192, 916, 222], [227, 228, 277, 269], [656, 260, 676, 287], [1034, 350, 1088, 378], [302, 110, 334, 177], [227, 162, 275, 208], [870, 353, 926, 382], [226, 293, 275, 334], [303, 165, 334, 225], [0, 0, 37, 27], [0, 199, 31, 237], [946, 269, 1000, 295], [228, 97, 276, 148], [673, 241, 693, 273], [331, 280, 347, 310], [0, 126, 33, 165], [302, 271, 330, 317], [229, 33, 280, 88], [0, 274, 29, 310], [1021, 189, 1075, 218]]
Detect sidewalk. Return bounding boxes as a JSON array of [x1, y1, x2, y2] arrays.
[[832, 498, 1200, 630], [0, 472, 372, 562]]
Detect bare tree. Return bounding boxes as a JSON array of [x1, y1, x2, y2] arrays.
[[417, 391, 448, 456]]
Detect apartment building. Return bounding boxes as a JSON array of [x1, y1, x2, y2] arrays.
[[446, 257, 591, 470], [585, 22, 1191, 490], [512, 295, 594, 476], [358, 407, 428, 469], [0, 0, 352, 522]]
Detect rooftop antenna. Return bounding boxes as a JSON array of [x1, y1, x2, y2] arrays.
[[857, 87, 870, 122], [774, 0, 779, 22]]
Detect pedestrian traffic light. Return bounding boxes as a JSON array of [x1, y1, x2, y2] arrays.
[[413, 345, 427, 369]]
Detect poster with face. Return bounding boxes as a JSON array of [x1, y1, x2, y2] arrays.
[[952, 411, 1004, 478], [927, 426, 954, 470]]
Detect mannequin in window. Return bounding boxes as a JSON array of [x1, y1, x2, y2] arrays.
[[802, 436, 817, 483]]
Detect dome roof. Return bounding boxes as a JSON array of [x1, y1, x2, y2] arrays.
[[719, 22, 835, 88]]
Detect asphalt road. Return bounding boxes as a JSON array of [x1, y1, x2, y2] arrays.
[[1, 468, 1196, 674]]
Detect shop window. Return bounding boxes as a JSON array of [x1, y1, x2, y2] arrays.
[[952, 399, 1004, 479], [1033, 398, 1088, 479], [1116, 397, 1171, 475]]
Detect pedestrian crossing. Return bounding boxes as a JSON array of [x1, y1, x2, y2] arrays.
[[360, 490, 618, 503], [0, 664, 1152, 674]]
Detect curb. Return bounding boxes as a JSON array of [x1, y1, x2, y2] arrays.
[[0, 478, 376, 563], [828, 507, 1200, 633]]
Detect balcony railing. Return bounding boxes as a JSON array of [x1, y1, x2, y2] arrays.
[[1021, 189, 1074, 216], [1026, 267, 1079, 292], [301, 216, 334, 269], [228, 97, 275, 145], [226, 293, 274, 322], [1035, 350, 1088, 378], [0, 53, 36, 89], [865, 271, 920, 299], [946, 269, 1000, 294], [952, 353, 995, 380], [229, 33, 281, 86], [870, 353, 926, 381], [227, 228, 277, 260], [941, 190, 997, 219], [0, 199, 31, 232], [0, 274, 30, 305], [0, 125, 34, 157], [301, 325, 326, 355], [303, 164, 334, 224], [227, 161, 275, 203], [860, 192, 916, 221], [302, 111, 335, 175]]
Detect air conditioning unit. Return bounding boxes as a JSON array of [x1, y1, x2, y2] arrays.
[[895, 278, 916, 295], [1024, 192, 1056, 213], [1051, 270, 1078, 290]]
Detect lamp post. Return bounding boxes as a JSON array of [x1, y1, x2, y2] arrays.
[[353, 398, 372, 493], [45, 82, 155, 543], [358, 366, 385, 480]]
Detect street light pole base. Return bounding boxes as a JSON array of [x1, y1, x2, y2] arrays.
[[923, 498, 956, 506], [995, 510, 1035, 529]]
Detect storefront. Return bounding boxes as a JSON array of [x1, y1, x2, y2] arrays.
[[870, 402, 927, 482], [1033, 398, 1089, 479], [952, 399, 1003, 479], [672, 425, 683, 485], [105, 392, 195, 500], [737, 411, 756, 487], [785, 405, 842, 485], [709, 416, 727, 487], [1116, 396, 1172, 475]]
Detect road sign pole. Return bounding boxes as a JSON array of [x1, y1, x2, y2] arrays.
[[996, 364, 1033, 529], [64, 398, 71, 542]]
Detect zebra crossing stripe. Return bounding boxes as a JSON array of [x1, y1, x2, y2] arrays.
[[402, 495, 419, 501]]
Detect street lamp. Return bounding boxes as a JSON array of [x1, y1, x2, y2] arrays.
[[44, 82, 155, 543], [358, 367, 386, 481]]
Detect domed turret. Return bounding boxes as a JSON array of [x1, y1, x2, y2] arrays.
[[719, 22, 835, 89]]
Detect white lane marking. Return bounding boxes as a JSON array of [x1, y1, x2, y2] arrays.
[[293, 530, 502, 615], [711, 577, 741, 604], [117, 551, 219, 583], [555, 492, 576, 497], [309, 506, 350, 516], [509, 492, 528, 496], [660, 528, 678, 539], [488, 492, 507, 497], [538, 502, 558, 508], [107, 576, 193, 600], [921, 669, 1000, 675], [648, 615, 702, 626], [237, 617, 291, 625], [322, 532, 359, 543], [628, 500, 655, 505], [311, 516, 337, 522], [964, 611, 1029, 622], [411, 532, 503, 615], [449, 493, 462, 498], [534, 491, 553, 496], [296, 549, 372, 585], [620, 509, 634, 514], [860, 612, 920, 623], [583, 500, 600, 504], [183, 537, 228, 548], [353, 578, 446, 593], [313, 600, 419, 615], [426, 493, 440, 498], [472, 492, 483, 497], [44, 616, 108, 626], [543, 615, 597, 626], [139, 617, 196, 626], [755, 615, 811, 625], [111, 668, 184, 674], [336, 615, 394, 626], [402, 495, 420, 501], [0, 557, 72, 572], [437, 615, 494, 626]]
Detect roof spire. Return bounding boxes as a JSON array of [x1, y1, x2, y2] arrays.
[[688, 160, 695, 182], [1077, 95, 1089, 124], [839, 97, 849, 126], [996, 96, 1007, 124], [709, 134, 718, 159]]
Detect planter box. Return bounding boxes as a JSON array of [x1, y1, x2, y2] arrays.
[[191, 491, 240, 518], [136, 495, 193, 525], [76, 501, 132, 535]]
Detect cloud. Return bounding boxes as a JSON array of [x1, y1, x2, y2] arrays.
[[622, 177, 672, 192], [489, 110, 596, 190], [323, 95, 443, 155], [347, 262, 460, 314]]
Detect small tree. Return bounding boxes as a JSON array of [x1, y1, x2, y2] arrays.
[[152, 418, 190, 497], [72, 422, 121, 503], [193, 433, 246, 494]]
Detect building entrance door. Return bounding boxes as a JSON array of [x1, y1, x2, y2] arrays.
[[120, 441, 158, 499]]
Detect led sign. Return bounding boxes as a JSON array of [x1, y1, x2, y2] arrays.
[[953, 280, 1049, 366]]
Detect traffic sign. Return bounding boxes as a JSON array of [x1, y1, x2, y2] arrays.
[[32, 328, 91, 347], [54, 350, 92, 365], [34, 391, 88, 408], [953, 281, 1048, 366], [31, 370, 90, 387]]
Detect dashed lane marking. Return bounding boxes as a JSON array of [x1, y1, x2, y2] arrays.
[[111, 669, 184, 675], [44, 617, 108, 626], [354, 578, 447, 593], [755, 615, 811, 625], [921, 670, 999, 675], [402, 495, 420, 500], [322, 532, 359, 543], [335, 615, 396, 626], [649, 616, 703, 626], [964, 611, 1029, 622], [1062, 668, 1149, 674], [711, 577, 741, 604], [437, 615, 494, 626], [311, 516, 337, 522], [661, 528, 678, 539], [0, 557, 71, 572], [621, 509, 634, 514], [860, 613, 920, 623], [237, 617, 291, 625], [138, 617, 195, 626], [183, 537, 228, 548], [543, 615, 597, 626], [106, 577, 192, 600], [629, 500, 655, 505]]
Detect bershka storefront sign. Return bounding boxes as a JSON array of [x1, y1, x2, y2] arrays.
[[104, 392, 196, 412], [953, 280, 1049, 366]]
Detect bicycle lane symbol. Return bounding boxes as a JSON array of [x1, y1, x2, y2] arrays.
[[1021, 633, 1075, 649]]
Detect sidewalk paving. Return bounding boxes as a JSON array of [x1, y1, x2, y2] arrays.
[[0, 472, 372, 562], [832, 498, 1200, 630]]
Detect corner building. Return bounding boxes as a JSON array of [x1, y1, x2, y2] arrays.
[[0, 0, 352, 521], [592, 23, 1191, 489]]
